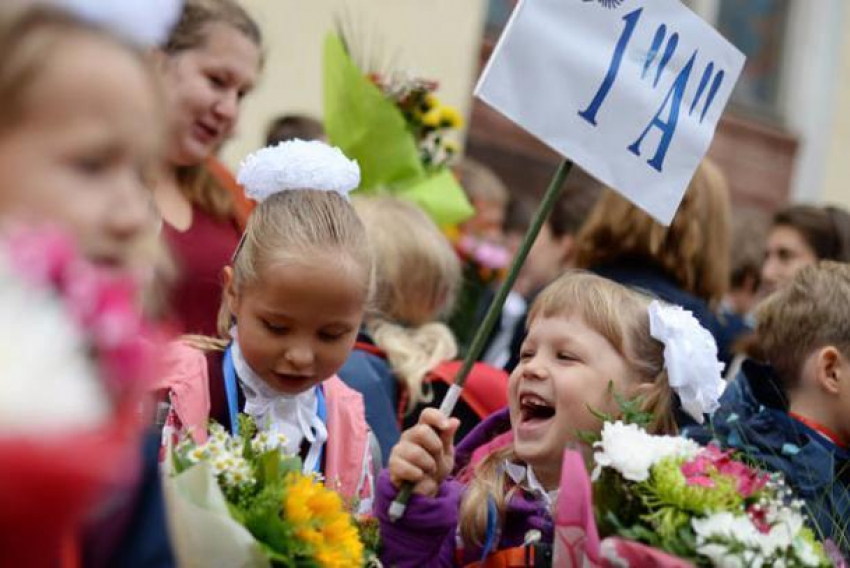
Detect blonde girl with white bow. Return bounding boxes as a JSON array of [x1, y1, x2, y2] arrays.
[[156, 141, 378, 504]]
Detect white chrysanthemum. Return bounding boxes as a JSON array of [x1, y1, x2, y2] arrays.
[[0, 256, 109, 433], [648, 300, 726, 423], [237, 139, 360, 203], [592, 421, 700, 482], [52, 0, 184, 46], [693, 510, 820, 567]]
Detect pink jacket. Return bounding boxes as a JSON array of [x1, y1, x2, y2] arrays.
[[154, 342, 374, 502]]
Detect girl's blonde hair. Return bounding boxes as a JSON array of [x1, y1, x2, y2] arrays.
[[576, 159, 731, 305], [459, 271, 676, 546], [161, 0, 263, 220], [0, 4, 137, 132], [216, 189, 373, 339], [353, 197, 461, 408]]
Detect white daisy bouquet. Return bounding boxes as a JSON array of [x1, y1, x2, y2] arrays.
[[164, 417, 368, 568], [588, 422, 833, 567]]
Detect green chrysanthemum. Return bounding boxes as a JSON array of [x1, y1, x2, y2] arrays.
[[642, 456, 744, 516]]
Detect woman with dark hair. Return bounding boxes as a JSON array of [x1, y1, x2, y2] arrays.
[[153, 0, 263, 335], [761, 204, 850, 295]]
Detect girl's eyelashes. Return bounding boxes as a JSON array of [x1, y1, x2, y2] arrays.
[[207, 73, 228, 89], [73, 153, 112, 176], [518, 349, 535, 361], [318, 331, 344, 342], [261, 319, 288, 334], [556, 351, 579, 363]]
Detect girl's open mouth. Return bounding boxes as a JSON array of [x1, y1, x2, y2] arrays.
[[519, 393, 556, 425]]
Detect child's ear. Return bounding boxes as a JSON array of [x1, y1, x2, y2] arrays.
[[222, 266, 240, 316], [814, 346, 845, 395]]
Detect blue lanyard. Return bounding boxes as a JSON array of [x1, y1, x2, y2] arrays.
[[222, 345, 327, 473], [222, 346, 241, 436]]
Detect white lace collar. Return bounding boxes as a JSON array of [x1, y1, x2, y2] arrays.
[[231, 328, 327, 473]]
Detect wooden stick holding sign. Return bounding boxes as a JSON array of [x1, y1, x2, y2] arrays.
[[390, 0, 744, 521], [388, 159, 573, 522]]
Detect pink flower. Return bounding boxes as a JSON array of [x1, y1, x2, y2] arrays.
[[747, 504, 771, 534], [458, 235, 510, 269], [2, 226, 157, 395], [681, 445, 769, 497], [6, 225, 76, 288]]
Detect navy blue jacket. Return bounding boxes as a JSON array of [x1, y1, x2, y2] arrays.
[[338, 334, 401, 463], [691, 360, 850, 555]]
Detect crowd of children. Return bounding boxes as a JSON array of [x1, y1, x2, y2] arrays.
[[1, 0, 849, 566]]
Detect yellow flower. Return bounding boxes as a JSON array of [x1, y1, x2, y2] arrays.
[[422, 92, 439, 111], [440, 105, 464, 129], [282, 473, 364, 567], [421, 106, 443, 128]]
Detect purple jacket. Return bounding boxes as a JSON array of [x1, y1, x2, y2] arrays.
[[375, 409, 554, 567]]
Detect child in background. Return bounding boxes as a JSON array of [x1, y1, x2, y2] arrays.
[[454, 157, 509, 243], [761, 204, 850, 295], [0, 5, 159, 276], [376, 271, 724, 565], [0, 5, 171, 566], [157, 141, 377, 503], [265, 113, 325, 146], [705, 262, 850, 555], [482, 173, 602, 371], [339, 197, 508, 460]]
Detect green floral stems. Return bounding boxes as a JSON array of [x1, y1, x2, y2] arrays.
[[389, 158, 575, 522]]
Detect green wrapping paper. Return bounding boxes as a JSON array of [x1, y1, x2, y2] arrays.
[[323, 33, 474, 226]]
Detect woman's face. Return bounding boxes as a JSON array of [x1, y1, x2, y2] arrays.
[[761, 225, 818, 295], [158, 23, 261, 167]]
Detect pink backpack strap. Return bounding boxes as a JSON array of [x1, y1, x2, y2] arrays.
[[153, 341, 210, 444], [322, 376, 371, 500]]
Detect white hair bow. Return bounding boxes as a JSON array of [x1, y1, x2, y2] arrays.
[[647, 300, 725, 424], [237, 139, 361, 203], [50, 0, 184, 46]]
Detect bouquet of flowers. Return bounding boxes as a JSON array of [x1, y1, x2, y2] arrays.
[[554, 421, 836, 567], [323, 30, 473, 226], [0, 227, 156, 566], [367, 71, 464, 171], [164, 417, 370, 567]]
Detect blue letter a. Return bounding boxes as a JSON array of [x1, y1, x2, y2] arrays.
[[628, 51, 696, 172]]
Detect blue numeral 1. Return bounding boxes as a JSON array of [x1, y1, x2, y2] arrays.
[[577, 8, 643, 125]]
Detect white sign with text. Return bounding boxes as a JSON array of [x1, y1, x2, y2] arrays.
[[475, 0, 745, 224]]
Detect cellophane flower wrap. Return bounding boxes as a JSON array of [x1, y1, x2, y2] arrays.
[[0, 227, 158, 566], [164, 417, 371, 567], [323, 31, 473, 227], [588, 421, 834, 567]]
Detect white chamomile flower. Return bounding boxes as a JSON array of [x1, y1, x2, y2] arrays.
[[187, 446, 208, 464]]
